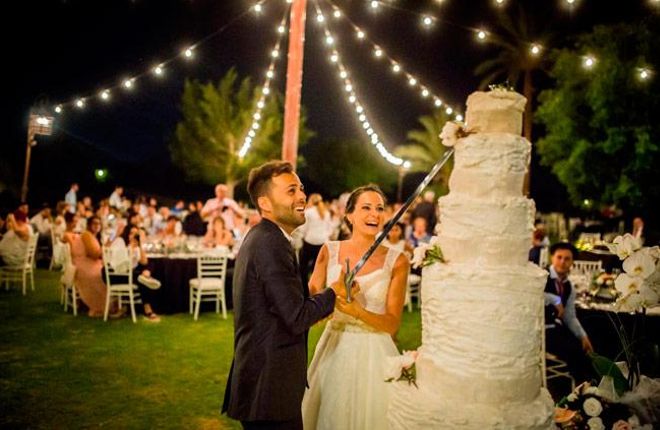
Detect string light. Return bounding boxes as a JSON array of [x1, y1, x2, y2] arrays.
[[583, 55, 596, 69], [238, 12, 289, 158], [638, 68, 651, 81], [333, 10, 342, 18], [75, 99, 85, 109], [314, 1, 409, 168], [421, 16, 434, 27], [494, 0, 506, 5], [530, 44, 542, 56], [100, 90, 111, 101], [476, 29, 487, 41], [153, 64, 164, 76], [55, 105, 62, 114], [122, 78, 135, 89], [253, 3, 263, 13], [324, 0, 462, 118], [277, 25, 286, 34], [183, 47, 194, 59], [370, 1, 379, 10]]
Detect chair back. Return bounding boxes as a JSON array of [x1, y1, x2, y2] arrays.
[[572, 260, 603, 278], [197, 254, 227, 281], [102, 245, 134, 286], [25, 233, 39, 267], [538, 247, 549, 268], [60, 243, 76, 287]]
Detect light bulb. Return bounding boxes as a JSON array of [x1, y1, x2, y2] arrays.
[[153, 65, 164, 75], [316, 14, 325, 23], [277, 25, 285, 34], [374, 48, 383, 58], [55, 105, 62, 113], [325, 35, 334, 45], [445, 107, 453, 115], [76, 99, 85, 108], [530, 44, 541, 56], [253, 4, 262, 13], [370, 1, 379, 9], [434, 98, 442, 107], [408, 77, 417, 86], [422, 16, 433, 27], [356, 30, 365, 39], [477, 30, 487, 41], [392, 64, 401, 73], [333, 10, 341, 18]]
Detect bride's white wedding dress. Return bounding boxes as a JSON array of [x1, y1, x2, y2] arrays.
[[302, 241, 402, 430]]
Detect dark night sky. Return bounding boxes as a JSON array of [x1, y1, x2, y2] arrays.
[[4, 0, 655, 209]]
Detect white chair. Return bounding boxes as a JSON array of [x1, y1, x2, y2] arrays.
[[1, 233, 39, 295], [572, 260, 602, 278], [59, 243, 78, 316], [102, 246, 141, 323], [405, 273, 421, 312], [189, 254, 228, 321], [538, 247, 549, 268], [49, 228, 64, 271]]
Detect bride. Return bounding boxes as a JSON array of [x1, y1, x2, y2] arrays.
[[302, 185, 410, 430]]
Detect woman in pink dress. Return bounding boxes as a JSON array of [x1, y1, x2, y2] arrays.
[[63, 213, 108, 317]]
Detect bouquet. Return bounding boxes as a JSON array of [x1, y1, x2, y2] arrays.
[[384, 350, 418, 388], [554, 381, 652, 429], [411, 237, 446, 269]]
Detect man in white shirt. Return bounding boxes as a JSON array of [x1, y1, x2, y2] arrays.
[[544, 242, 594, 382], [201, 184, 245, 230], [30, 205, 52, 237], [109, 186, 124, 210], [65, 183, 78, 214]]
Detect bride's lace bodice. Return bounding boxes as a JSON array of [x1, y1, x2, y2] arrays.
[[325, 241, 401, 331]]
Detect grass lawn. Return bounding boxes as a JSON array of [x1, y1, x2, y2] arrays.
[[1, 269, 421, 429]]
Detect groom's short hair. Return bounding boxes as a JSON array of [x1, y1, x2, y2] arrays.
[[247, 160, 294, 213]]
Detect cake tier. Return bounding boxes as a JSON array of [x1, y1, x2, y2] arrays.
[[465, 90, 527, 135], [436, 194, 535, 266], [388, 380, 554, 430], [420, 263, 548, 402], [449, 133, 530, 199]]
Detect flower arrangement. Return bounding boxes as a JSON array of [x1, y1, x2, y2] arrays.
[[411, 237, 446, 269], [384, 350, 418, 388], [439, 121, 468, 147], [606, 234, 660, 313], [554, 381, 651, 429], [589, 272, 617, 301], [488, 81, 515, 92]]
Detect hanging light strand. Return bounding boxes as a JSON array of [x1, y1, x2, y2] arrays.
[[322, 0, 463, 120], [238, 10, 290, 158], [313, 0, 410, 168], [51, 0, 276, 115]]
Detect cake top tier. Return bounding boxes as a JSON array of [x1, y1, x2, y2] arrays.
[[465, 90, 527, 135]]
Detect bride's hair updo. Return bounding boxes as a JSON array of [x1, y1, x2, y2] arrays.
[[344, 184, 387, 232]]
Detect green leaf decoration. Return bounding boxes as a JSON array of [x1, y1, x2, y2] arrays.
[[589, 352, 629, 396]]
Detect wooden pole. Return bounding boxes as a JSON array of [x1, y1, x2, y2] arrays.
[[281, 0, 308, 170], [21, 128, 35, 203]]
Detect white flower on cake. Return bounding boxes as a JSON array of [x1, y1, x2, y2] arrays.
[[384, 350, 418, 387], [582, 397, 603, 417], [607, 235, 660, 312], [586, 416, 605, 430], [411, 237, 445, 269], [439, 121, 465, 147]]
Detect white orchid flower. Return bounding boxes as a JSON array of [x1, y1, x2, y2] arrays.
[[411, 243, 431, 269], [623, 249, 657, 279], [439, 121, 463, 147], [614, 273, 644, 296], [608, 234, 642, 259]]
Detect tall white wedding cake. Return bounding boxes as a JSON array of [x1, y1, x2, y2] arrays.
[[388, 89, 555, 429]]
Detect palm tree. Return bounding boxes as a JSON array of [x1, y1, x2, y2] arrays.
[[169, 68, 312, 195], [394, 109, 454, 197], [474, 5, 551, 194]]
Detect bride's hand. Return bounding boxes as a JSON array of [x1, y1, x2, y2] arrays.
[[329, 271, 361, 299], [335, 296, 364, 320]]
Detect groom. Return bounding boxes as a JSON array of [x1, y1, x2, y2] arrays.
[[222, 160, 346, 430]]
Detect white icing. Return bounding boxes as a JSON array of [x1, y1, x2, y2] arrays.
[[465, 90, 527, 135], [388, 90, 553, 429]]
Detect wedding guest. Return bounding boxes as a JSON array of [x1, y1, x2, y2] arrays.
[[0, 211, 34, 266], [544, 242, 595, 382], [65, 183, 79, 213], [30, 205, 53, 237], [411, 190, 437, 234], [62, 214, 108, 318], [203, 216, 234, 248], [201, 184, 245, 229], [528, 229, 547, 266], [631, 217, 644, 243], [143, 205, 162, 236], [108, 186, 124, 210], [105, 225, 162, 322], [298, 193, 333, 287], [384, 221, 412, 256], [171, 200, 186, 219], [82, 196, 93, 214], [182, 202, 207, 236], [53, 201, 70, 240], [407, 216, 432, 249]]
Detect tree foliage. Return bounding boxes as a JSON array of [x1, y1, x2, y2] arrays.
[[535, 20, 660, 218], [394, 109, 454, 196], [301, 137, 397, 198], [169, 68, 312, 192]]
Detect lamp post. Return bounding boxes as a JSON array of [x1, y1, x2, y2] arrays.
[[21, 113, 54, 202]]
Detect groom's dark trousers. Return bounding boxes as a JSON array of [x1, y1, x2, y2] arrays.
[[222, 219, 336, 428]]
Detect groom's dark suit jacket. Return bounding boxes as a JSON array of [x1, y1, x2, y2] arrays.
[[222, 218, 336, 422]]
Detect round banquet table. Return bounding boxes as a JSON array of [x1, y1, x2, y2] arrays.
[[147, 253, 234, 314], [577, 248, 622, 273]]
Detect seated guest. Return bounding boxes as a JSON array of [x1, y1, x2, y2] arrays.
[[30, 204, 53, 238], [182, 202, 207, 236], [171, 200, 186, 219], [203, 216, 234, 248], [407, 216, 432, 249], [160, 215, 183, 239], [544, 242, 595, 382], [528, 229, 547, 266], [143, 205, 162, 237], [106, 225, 162, 322], [384, 221, 412, 256], [0, 211, 34, 266], [62, 214, 109, 318]]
